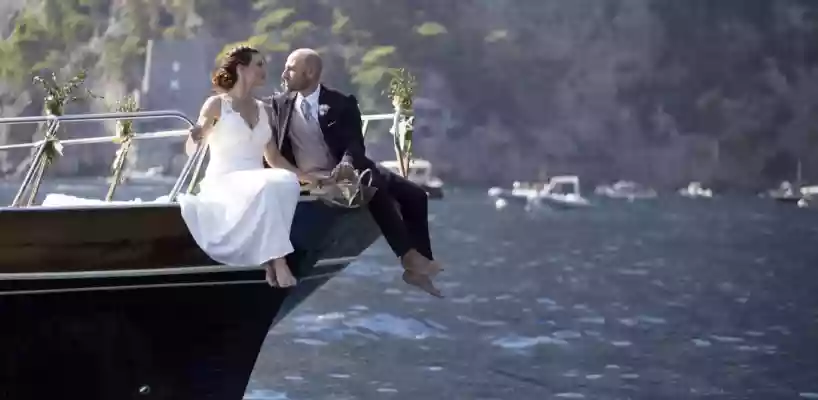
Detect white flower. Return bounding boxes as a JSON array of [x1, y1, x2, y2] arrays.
[[53, 140, 64, 156], [391, 115, 414, 144], [318, 104, 330, 116]]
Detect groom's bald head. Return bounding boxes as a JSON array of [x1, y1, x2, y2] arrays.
[[282, 48, 323, 92], [294, 48, 323, 76]]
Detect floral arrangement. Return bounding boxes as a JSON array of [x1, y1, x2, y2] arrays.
[[31, 70, 96, 165], [385, 68, 417, 178], [105, 94, 140, 201], [15, 70, 95, 206]]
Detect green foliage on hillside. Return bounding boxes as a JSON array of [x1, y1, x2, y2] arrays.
[[4, 0, 818, 187]]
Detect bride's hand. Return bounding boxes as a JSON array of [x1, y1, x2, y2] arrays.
[[297, 171, 314, 182], [189, 125, 204, 142], [297, 172, 320, 187]]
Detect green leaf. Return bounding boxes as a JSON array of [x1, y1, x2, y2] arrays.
[[415, 22, 447, 36], [485, 29, 509, 43], [265, 41, 291, 53], [254, 8, 295, 33], [253, 0, 279, 11], [281, 20, 315, 40], [331, 8, 350, 34], [352, 66, 389, 88], [361, 46, 395, 65], [246, 33, 270, 47]]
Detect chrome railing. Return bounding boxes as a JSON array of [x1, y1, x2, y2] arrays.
[[361, 113, 393, 138], [0, 110, 199, 205], [0, 110, 396, 206]]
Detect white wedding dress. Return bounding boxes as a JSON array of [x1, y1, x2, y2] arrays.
[[42, 96, 301, 266], [176, 97, 301, 266]]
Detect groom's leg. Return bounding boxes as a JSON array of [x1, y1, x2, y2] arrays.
[[377, 167, 433, 260], [366, 172, 413, 258]]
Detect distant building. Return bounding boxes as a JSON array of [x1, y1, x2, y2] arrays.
[[130, 37, 220, 173]]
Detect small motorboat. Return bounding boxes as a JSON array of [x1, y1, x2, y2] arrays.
[[767, 181, 801, 204], [594, 180, 657, 200], [488, 176, 591, 209], [488, 181, 547, 207], [380, 159, 445, 199], [535, 175, 591, 209], [678, 181, 713, 198]]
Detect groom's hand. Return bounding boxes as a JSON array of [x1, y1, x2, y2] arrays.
[[331, 160, 357, 182]]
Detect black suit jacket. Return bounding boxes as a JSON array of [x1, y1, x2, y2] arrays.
[[269, 85, 375, 172]]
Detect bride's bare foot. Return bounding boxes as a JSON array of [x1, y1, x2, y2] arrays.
[[272, 258, 297, 288], [402, 271, 444, 298], [264, 264, 278, 287]]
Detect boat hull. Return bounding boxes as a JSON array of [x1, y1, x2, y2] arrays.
[[422, 183, 444, 199], [487, 188, 529, 206], [0, 199, 380, 400], [773, 195, 801, 204], [2, 270, 285, 400], [538, 196, 591, 209]]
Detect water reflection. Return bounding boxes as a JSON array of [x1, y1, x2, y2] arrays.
[[279, 310, 450, 343], [248, 191, 818, 399]]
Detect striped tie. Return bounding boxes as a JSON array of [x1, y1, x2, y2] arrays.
[[301, 100, 313, 122]]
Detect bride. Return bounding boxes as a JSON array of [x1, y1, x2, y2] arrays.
[[180, 46, 304, 288]]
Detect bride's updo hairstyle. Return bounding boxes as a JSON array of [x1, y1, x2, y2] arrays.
[[212, 46, 260, 91]]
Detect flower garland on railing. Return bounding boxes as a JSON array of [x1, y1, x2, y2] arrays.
[[15, 70, 96, 206], [105, 94, 139, 201], [386, 68, 416, 178]]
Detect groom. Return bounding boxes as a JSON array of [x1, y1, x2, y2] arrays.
[[267, 48, 443, 297]]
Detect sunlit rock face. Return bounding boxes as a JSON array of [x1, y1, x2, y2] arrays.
[[1, 1, 817, 190]]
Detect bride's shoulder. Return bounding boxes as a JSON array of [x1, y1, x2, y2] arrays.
[[199, 95, 223, 119]]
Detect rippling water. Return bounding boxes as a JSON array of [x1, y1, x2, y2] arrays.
[[251, 191, 818, 400], [3, 181, 818, 399]]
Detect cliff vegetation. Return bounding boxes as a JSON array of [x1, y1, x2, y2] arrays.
[[2, 0, 818, 191]]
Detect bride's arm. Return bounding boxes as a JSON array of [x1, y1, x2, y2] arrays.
[[263, 139, 300, 175], [185, 95, 221, 156], [262, 103, 302, 175]]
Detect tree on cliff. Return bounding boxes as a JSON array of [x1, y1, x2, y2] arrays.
[[3, 0, 818, 188]]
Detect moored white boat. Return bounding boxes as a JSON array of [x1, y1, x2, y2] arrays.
[[678, 181, 713, 198], [380, 158, 445, 199], [594, 180, 657, 200], [488, 176, 590, 209]]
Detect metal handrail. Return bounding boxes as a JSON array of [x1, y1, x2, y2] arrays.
[[0, 110, 200, 205], [0, 110, 396, 206], [0, 129, 189, 151], [0, 110, 194, 126], [361, 113, 393, 122], [0, 111, 394, 149], [11, 120, 59, 206], [361, 113, 393, 138]]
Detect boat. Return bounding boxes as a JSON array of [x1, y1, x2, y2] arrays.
[[769, 188, 817, 208], [0, 109, 394, 400], [534, 175, 591, 209], [678, 181, 713, 198], [488, 175, 590, 209], [768, 160, 811, 205], [487, 181, 546, 208], [594, 180, 658, 200], [767, 181, 801, 203], [379, 159, 445, 199]]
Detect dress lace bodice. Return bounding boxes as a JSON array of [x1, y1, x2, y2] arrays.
[[205, 97, 271, 177]]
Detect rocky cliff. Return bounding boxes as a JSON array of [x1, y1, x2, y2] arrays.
[[2, 0, 818, 191]]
